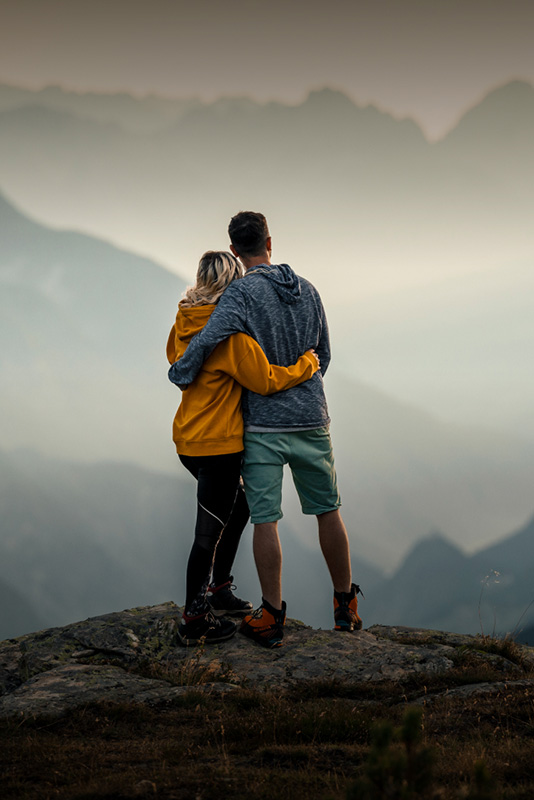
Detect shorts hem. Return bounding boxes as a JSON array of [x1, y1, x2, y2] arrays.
[[301, 502, 342, 516], [250, 512, 284, 525]]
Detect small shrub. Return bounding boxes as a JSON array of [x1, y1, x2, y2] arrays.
[[347, 707, 436, 799], [465, 759, 498, 800], [347, 707, 501, 800], [474, 634, 527, 668]]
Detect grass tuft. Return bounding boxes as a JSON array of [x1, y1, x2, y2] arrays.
[[472, 634, 529, 668], [2, 680, 534, 799]]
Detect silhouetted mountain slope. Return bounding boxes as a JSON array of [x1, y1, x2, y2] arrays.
[[2, 193, 534, 564], [326, 370, 534, 566], [0, 81, 531, 294], [3, 85, 534, 638], [0, 191, 183, 359], [162, 88, 427, 159], [0, 83, 200, 133], [0, 103, 123, 145], [365, 515, 534, 635], [0, 448, 384, 637], [435, 81, 534, 215], [1, 191, 186, 465], [2, 438, 531, 638], [0, 449, 196, 634], [479, 516, 534, 573], [439, 80, 534, 154]]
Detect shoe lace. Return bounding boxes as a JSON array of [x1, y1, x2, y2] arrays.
[[336, 584, 365, 610], [203, 610, 220, 626], [209, 578, 237, 595]]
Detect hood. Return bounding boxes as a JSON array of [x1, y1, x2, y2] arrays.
[[169, 304, 215, 360], [246, 263, 301, 305]]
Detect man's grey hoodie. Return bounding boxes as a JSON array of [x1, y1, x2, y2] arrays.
[[168, 263, 331, 430]]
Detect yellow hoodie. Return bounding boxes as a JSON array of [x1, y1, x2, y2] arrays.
[[167, 304, 319, 456]]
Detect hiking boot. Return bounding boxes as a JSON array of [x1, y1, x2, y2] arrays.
[[177, 609, 237, 646], [334, 583, 363, 631], [240, 598, 286, 648], [208, 577, 253, 618]]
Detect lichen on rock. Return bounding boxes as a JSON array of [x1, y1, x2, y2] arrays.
[[1, 603, 533, 719]]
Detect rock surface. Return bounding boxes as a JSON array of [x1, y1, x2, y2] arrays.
[[1, 603, 533, 719]]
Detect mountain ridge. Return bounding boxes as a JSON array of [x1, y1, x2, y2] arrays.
[[1, 77, 531, 304], [0, 82, 426, 139], [439, 79, 534, 147], [365, 515, 534, 636], [2, 192, 534, 569], [3, 79, 532, 141]]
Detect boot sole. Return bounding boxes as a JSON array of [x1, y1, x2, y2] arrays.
[[334, 621, 363, 632], [239, 626, 284, 649], [177, 626, 237, 646], [209, 606, 253, 618]]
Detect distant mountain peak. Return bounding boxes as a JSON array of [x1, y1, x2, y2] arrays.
[[305, 87, 355, 105], [482, 79, 534, 103], [303, 86, 396, 119], [471, 79, 534, 121], [442, 79, 534, 143], [398, 533, 466, 573]]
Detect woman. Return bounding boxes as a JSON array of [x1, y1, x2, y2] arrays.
[[167, 251, 319, 646]]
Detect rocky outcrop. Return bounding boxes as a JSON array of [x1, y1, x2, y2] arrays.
[[1, 603, 533, 719]]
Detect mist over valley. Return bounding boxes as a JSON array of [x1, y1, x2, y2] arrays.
[[1, 82, 533, 640]]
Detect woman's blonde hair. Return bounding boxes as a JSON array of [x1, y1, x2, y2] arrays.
[[179, 251, 243, 308]]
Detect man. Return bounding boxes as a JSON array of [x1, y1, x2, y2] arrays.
[[169, 211, 362, 648]]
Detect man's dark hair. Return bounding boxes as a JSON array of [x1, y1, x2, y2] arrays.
[[228, 211, 270, 257]]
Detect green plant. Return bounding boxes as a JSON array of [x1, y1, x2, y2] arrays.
[[478, 570, 501, 637], [473, 633, 527, 668], [346, 707, 501, 800], [510, 596, 534, 641], [478, 569, 534, 647], [346, 707, 435, 799], [465, 759, 498, 800]]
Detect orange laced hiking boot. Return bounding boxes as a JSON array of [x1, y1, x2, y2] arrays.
[[334, 583, 363, 631], [240, 598, 286, 648]]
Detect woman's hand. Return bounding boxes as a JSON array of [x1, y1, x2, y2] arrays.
[[308, 349, 320, 369]]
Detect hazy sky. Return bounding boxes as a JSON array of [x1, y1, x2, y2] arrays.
[[1, 0, 534, 138]]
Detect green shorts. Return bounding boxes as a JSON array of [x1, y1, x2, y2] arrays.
[[242, 427, 341, 524]]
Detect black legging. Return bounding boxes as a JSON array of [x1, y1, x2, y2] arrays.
[[179, 451, 250, 617]]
